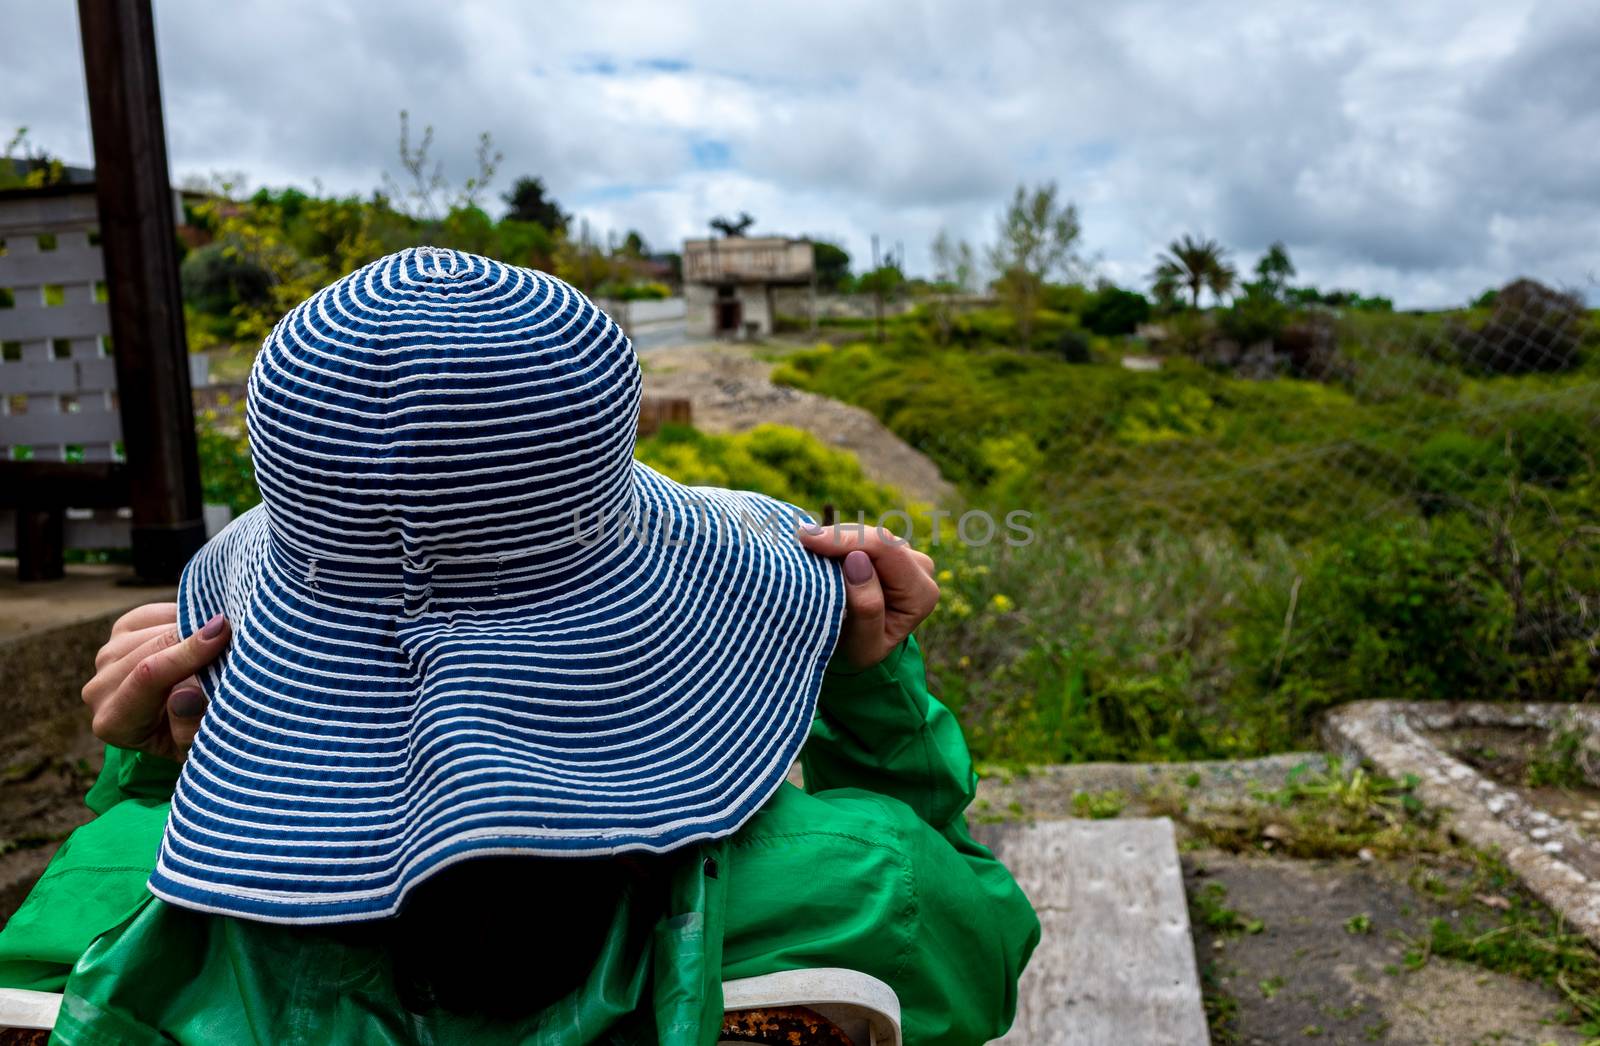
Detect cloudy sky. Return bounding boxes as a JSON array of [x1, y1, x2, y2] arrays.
[[4, 1, 1596, 307]]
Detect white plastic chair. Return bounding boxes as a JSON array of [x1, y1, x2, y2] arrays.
[[4, 971, 901, 1045], [720, 968, 902, 1046], [0, 987, 61, 1032]]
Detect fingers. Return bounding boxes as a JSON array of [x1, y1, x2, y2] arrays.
[[798, 525, 934, 593], [799, 524, 938, 623], [95, 622, 173, 671], [123, 614, 230, 704], [90, 613, 229, 752], [86, 624, 180, 708], [166, 676, 208, 754], [838, 550, 886, 668], [111, 602, 178, 637]]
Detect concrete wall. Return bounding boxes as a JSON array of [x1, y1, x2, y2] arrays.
[[682, 237, 813, 283], [592, 296, 686, 334], [686, 283, 717, 338], [686, 283, 785, 338], [771, 285, 814, 325]]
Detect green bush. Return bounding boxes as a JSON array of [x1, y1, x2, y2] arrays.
[[180, 243, 273, 318], [1411, 431, 1510, 508], [1051, 327, 1091, 363], [1081, 286, 1152, 337], [634, 423, 905, 518], [1219, 287, 1290, 346], [1238, 521, 1516, 746], [595, 281, 671, 301], [195, 411, 259, 517], [1502, 410, 1590, 485]]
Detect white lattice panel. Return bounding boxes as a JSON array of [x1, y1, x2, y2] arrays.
[[0, 191, 118, 465]]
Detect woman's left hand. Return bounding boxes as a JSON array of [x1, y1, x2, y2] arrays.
[[798, 524, 939, 669]]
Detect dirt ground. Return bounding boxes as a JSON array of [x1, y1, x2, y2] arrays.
[[641, 341, 956, 507], [0, 734, 101, 924], [981, 757, 1594, 1045], [1189, 852, 1583, 1045]]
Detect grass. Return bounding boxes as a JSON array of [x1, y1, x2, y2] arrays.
[[1191, 881, 1266, 937], [1178, 759, 1447, 860], [1069, 788, 1128, 819], [1526, 727, 1590, 790], [1403, 852, 1600, 1036]]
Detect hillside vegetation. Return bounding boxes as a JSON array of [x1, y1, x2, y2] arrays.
[[775, 292, 1600, 763]]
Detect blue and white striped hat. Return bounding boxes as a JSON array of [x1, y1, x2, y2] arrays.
[[156, 248, 845, 923]]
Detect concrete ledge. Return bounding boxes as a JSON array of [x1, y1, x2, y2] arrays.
[[1323, 700, 1600, 947]]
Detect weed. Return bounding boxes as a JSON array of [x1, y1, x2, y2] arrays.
[[1192, 882, 1265, 936], [1185, 759, 1444, 859], [1199, 960, 1240, 1045], [1526, 727, 1590, 790], [1070, 788, 1128, 819], [1345, 913, 1372, 935], [1400, 851, 1600, 1036]]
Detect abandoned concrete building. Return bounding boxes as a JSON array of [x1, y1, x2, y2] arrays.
[[683, 236, 814, 338]]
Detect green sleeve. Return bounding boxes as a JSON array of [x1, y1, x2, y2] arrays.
[[802, 635, 977, 833], [83, 746, 182, 815], [746, 636, 1039, 1044]]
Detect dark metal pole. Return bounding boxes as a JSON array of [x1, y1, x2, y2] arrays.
[[78, 0, 205, 583]]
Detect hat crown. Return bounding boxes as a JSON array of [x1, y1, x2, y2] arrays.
[[246, 248, 640, 568]]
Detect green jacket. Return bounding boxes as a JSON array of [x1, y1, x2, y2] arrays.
[[0, 637, 1038, 1044]]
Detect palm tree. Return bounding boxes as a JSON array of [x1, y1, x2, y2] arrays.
[[1152, 235, 1236, 309]]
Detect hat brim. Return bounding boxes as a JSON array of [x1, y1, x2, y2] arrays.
[[151, 462, 844, 923]]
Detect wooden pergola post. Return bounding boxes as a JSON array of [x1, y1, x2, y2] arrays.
[[77, 0, 205, 583]]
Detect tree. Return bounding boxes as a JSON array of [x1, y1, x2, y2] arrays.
[[1152, 235, 1235, 309], [1, 127, 66, 189], [811, 240, 851, 291], [621, 229, 648, 257], [383, 110, 502, 223], [1151, 269, 1185, 313], [1082, 283, 1151, 337], [927, 230, 977, 344], [554, 218, 619, 295], [857, 255, 905, 344], [501, 176, 568, 232], [1253, 241, 1295, 299], [710, 212, 756, 237], [987, 182, 1083, 349]]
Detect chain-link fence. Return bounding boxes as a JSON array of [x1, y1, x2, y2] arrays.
[[780, 279, 1600, 760]]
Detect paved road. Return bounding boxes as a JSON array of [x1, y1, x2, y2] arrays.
[[629, 319, 690, 352]]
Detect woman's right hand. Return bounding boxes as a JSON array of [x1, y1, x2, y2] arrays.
[[81, 602, 231, 763]]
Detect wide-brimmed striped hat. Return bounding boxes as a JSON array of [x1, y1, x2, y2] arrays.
[[155, 247, 845, 923]]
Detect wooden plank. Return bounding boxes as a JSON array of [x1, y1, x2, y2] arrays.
[[0, 301, 111, 341], [0, 357, 118, 395], [0, 188, 99, 234], [974, 819, 1209, 1046], [0, 462, 130, 507], [78, 0, 207, 583], [0, 242, 105, 285], [0, 409, 122, 446]]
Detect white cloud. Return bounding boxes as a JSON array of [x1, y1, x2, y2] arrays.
[[3, 0, 1595, 307]]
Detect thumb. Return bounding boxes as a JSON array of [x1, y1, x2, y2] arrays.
[[839, 550, 885, 668], [166, 677, 208, 756]]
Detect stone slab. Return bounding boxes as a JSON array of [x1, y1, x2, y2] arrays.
[[975, 818, 1209, 1046]]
